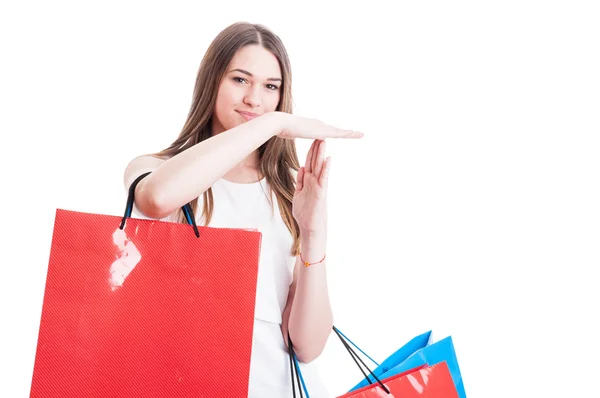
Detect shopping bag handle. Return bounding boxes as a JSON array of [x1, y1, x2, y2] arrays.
[[119, 171, 200, 238], [333, 327, 380, 368], [333, 326, 390, 394], [288, 327, 390, 396], [288, 333, 309, 398]]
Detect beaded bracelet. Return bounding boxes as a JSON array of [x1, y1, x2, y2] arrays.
[[300, 253, 326, 267]]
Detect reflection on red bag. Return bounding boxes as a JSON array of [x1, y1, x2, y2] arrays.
[[30, 177, 262, 397], [337, 362, 458, 398]]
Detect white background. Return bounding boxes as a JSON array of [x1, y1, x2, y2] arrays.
[[1, 1, 599, 396]]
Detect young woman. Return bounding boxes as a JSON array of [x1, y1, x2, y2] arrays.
[[124, 21, 363, 397]]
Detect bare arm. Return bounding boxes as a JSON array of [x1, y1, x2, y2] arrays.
[[281, 229, 332, 363], [124, 112, 281, 219], [124, 112, 362, 219], [281, 141, 334, 363]]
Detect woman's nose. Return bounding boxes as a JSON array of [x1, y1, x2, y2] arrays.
[[243, 86, 261, 108]]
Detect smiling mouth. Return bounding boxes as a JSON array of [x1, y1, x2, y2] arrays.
[[237, 111, 259, 121]]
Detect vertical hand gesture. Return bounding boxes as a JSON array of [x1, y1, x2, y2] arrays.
[[292, 140, 330, 233]]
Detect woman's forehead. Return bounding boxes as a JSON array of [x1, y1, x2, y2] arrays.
[[228, 45, 282, 80]]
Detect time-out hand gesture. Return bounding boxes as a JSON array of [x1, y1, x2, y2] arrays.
[[292, 139, 331, 233]]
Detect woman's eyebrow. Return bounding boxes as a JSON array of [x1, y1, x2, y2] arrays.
[[230, 68, 282, 82]]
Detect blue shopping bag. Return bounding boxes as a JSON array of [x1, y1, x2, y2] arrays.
[[347, 329, 432, 391], [380, 336, 466, 398]]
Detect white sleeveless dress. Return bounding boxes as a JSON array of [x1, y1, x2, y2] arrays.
[[131, 176, 330, 397]]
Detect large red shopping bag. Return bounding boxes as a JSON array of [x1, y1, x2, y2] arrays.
[[30, 172, 262, 397]]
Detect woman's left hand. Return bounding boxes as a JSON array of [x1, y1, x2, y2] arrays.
[[292, 139, 330, 233]]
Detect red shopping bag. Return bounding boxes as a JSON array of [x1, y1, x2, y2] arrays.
[[30, 173, 262, 397], [336, 362, 458, 398]]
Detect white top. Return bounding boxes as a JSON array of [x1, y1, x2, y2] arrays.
[[131, 176, 330, 397]]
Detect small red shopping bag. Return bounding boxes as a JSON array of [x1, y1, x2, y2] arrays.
[[336, 361, 458, 398], [30, 173, 262, 397]]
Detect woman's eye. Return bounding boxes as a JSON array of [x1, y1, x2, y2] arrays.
[[233, 77, 277, 90]]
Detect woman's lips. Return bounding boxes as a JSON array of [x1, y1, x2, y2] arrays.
[[237, 110, 259, 121]]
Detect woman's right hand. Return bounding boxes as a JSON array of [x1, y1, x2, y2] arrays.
[[272, 111, 364, 140]]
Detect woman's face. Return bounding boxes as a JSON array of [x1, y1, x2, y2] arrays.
[[212, 44, 282, 135]]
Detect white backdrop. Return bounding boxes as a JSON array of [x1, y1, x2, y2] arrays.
[[1, 1, 599, 396]]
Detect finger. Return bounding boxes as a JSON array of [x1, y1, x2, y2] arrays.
[[305, 139, 317, 174], [334, 128, 363, 139], [313, 140, 325, 178], [295, 167, 305, 191], [319, 156, 332, 188], [311, 139, 323, 175], [313, 140, 324, 177], [345, 130, 364, 138]]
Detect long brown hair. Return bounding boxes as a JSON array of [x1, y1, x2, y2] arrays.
[[151, 22, 301, 255]]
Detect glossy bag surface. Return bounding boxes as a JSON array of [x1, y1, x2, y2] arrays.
[[30, 208, 262, 397], [337, 361, 459, 398]]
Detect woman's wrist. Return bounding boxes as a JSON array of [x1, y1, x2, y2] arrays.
[[300, 227, 326, 239], [299, 228, 327, 264], [258, 111, 288, 138]]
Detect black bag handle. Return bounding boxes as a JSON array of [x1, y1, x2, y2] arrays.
[[119, 171, 200, 238], [288, 326, 391, 397], [288, 333, 306, 398], [332, 326, 390, 394]]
